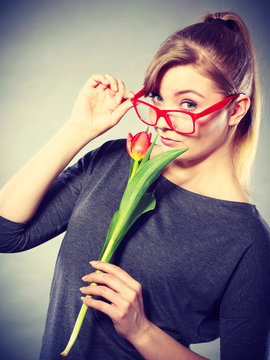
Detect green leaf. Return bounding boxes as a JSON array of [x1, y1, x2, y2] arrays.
[[140, 134, 159, 167], [100, 147, 188, 263], [119, 148, 188, 215], [110, 192, 156, 253], [130, 192, 156, 224], [99, 192, 156, 262]]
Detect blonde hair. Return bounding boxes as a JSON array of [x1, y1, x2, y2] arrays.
[[144, 12, 261, 192]]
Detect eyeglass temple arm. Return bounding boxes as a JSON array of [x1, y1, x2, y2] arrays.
[[194, 94, 239, 119], [134, 88, 146, 99]]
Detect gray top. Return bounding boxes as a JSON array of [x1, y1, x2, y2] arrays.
[[0, 139, 270, 360]]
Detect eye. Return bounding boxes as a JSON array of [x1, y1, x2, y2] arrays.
[[148, 92, 163, 105], [181, 100, 197, 111]]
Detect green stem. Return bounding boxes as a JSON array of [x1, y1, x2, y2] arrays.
[[60, 302, 88, 357], [128, 160, 139, 184], [60, 273, 102, 357], [99, 234, 117, 263], [61, 232, 118, 357], [99, 216, 126, 263]]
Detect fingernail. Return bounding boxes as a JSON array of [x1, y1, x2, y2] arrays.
[[81, 275, 87, 281], [90, 260, 98, 266], [81, 297, 85, 302]]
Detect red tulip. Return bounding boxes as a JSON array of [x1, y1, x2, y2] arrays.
[[126, 131, 152, 161]]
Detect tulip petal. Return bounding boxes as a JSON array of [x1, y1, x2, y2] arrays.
[[126, 133, 133, 158], [126, 131, 151, 161]]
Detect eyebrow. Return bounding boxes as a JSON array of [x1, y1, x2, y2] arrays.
[[174, 90, 205, 98]]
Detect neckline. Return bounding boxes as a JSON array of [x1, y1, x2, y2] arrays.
[[159, 174, 255, 209]]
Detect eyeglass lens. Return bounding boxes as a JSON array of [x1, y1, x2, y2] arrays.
[[135, 100, 194, 134]]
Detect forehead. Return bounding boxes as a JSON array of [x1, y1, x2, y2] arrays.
[[159, 65, 221, 96]]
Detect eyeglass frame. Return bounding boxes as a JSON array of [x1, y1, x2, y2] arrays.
[[131, 88, 241, 135]]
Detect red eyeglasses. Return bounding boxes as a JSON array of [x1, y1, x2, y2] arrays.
[[131, 89, 240, 135]]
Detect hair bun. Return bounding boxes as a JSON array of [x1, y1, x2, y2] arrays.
[[207, 17, 239, 32]]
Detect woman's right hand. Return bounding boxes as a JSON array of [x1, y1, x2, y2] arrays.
[[0, 74, 134, 223], [68, 74, 135, 141]]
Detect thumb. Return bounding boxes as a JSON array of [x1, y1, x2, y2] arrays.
[[111, 99, 134, 125]]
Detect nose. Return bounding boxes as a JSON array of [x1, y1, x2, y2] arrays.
[[156, 113, 173, 131]]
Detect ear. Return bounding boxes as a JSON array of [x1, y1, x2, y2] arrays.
[[228, 95, 250, 127]]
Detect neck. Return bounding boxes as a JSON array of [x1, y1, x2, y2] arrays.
[[154, 145, 249, 203]]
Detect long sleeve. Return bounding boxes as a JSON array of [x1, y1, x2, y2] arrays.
[[220, 232, 270, 360], [0, 149, 98, 253]]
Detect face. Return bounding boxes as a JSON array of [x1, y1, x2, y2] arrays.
[[152, 65, 234, 164]]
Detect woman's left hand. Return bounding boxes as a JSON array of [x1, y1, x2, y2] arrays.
[[80, 261, 151, 343]]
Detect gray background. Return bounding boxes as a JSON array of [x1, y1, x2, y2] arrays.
[[0, 0, 269, 359]]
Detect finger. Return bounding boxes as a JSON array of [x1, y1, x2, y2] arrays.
[[89, 261, 142, 293], [114, 79, 126, 104], [87, 74, 110, 88], [113, 97, 135, 125], [83, 270, 142, 307], [104, 73, 119, 92], [82, 271, 126, 294], [117, 79, 127, 96], [81, 295, 122, 320], [80, 284, 127, 308], [124, 90, 135, 99]]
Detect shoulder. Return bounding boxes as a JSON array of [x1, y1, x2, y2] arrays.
[[179, 187, 270, 252], [82, 139, 127, 168], [222, 204, 270, 256], [82, 139, 129, 176], [63, 139, 127, 176], [247, 210, 270, 264], [56, 139, 128, 190], [242, 207, 270, 247], [228, 207, 270, 286]]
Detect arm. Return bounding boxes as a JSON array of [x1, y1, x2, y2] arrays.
[[0, 74, 134, 223], [81, 261, 208, 360]]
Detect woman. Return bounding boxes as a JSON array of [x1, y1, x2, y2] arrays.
[[0, 11, 269, 360]]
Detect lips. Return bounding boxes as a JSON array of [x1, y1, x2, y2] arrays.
[[160, 136, 180, 146]]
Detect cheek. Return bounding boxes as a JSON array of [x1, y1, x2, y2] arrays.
[[196, 113, 228, 136], [183, 114, 230, 158], [149, 108, 156, 124]]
